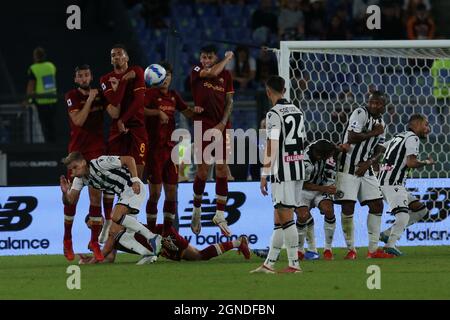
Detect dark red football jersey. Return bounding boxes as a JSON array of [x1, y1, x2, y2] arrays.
[[144, 87, 188, 149], [64, 89, 105, 154], [190, 64, 234, 125], [100, 65, 146, 130]]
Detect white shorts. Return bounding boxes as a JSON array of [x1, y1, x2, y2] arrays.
[[271, 180, 304, 208], [117, 179, 146, 213], [298, 190, 332, 209], [380, 185, 419, 214], [335, 172, 383, 203]]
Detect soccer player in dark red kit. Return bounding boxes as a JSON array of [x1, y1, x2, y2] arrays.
[[99, 44, 148, 179], [144, 62, 200, 235], [63, 64, 119, 261], [190, 45, 235, 237]]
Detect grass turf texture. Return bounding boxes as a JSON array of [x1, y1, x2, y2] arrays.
[[1, 246, 449, 299]]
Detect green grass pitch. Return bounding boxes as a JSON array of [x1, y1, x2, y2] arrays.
[[1, 246, 449, 300]]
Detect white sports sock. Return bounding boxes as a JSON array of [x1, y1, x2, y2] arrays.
[[306, 217, 317, 252], [296, 221, 307, 253], [382, 207, 427, 238], [341, 213, 354, 250], [367, 213, 382, 253], [118, 232, 152, 256], [408, 207, 427, 225], [387, 211, 410, 247], [283, 221, 299, 269], [324, 216, 336, 250], [264, 225, 283, 268], [119, 215, 156, 240]]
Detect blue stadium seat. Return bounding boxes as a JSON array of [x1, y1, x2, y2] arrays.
[[198, 16, 222, 29], [221, 4, 243, 18], [195, 4, 218, 17]]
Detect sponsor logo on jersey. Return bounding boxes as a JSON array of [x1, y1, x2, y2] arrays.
[[284, 154, 304, 162]]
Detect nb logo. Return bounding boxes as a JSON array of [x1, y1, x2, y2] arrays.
[[0, 196, 38, 231], [180, 192, 245, 228]]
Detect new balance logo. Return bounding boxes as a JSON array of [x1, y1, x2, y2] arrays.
[[180, 192, 245, 228], [0, 196, 38, 231]]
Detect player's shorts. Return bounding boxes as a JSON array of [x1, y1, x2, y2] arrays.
[[298, 190, 333, 209], [108, 125, 148, 166], [155, 225, 189, 261], [271, 180, 304, 208], [380, 185, 419, 214], [334, 172, 383, 204], [195, 121, 231, 164], [147, 147, 178, 185], [116, 178, 146, 213]]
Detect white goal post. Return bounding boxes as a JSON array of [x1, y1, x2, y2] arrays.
[[278, 40, 450, 179]]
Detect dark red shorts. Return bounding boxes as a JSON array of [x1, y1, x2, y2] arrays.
[[147, 147, 178, 185], [108, 126, 148, 166], [195, 121, 231, 164]]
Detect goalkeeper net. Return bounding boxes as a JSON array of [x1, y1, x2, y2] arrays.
[[278, 40, 450, 179], [278, 40, 450, 241]]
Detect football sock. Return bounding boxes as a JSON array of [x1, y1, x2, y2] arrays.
[[296, 220, 307, 253], [283, 221, 300, 269], [116, 231, 152, 256], [63, 204, 76, 241], [408, 206, 427, 225], [306, 216, 317, 253], [163, 200, 176, 234], [200, 242, 234, 260], [88, 205, 102, 243], [387, 211, 409, 247], [193, 176, 206, 208], [341, 213, 355, 250], [146, 200, 158, 231], [264, 224, 283, 268], [367, 212, 382, 252], [324, 215, 336, 250], [216, 177, 228, 212], [102, 194, 114, 221], [118, 215, 157, 240]]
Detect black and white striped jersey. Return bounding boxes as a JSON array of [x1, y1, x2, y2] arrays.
[[71, 156, 133, 195], [337, 106, 386, 176], [265, 99, 306, 182], [304, 140, 336, 186], [379, 130, 420, 186]]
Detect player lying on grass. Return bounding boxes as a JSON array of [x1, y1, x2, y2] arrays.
[[60, 152, 164, 262], [296, 139, 349, 261], [79, 220, 251, 264], [378, 114, 434, 256]]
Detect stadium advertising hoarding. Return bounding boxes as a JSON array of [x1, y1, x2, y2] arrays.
[[0, 179, 449, 256]]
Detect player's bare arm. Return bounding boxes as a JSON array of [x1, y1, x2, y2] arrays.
[[303, 182, 337, 195], [119, 156, 140, 194], [200, 51, 234, 78], [216, 93, 233, 131], [406, 154, 435, 168], [347, 123, 384, 144], [59, 175, 80, 205], [144, 108, 169, 124], [355, 144, 386, 177], [106, 103, 121, 119], [69, 89, 97, 127]]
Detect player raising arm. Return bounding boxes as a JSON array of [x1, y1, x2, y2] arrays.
[[60, 152, 163, 261], [189, 45, 235, 237]]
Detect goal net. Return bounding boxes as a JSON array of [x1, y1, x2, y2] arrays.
[[278, 40, 450, 247]]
